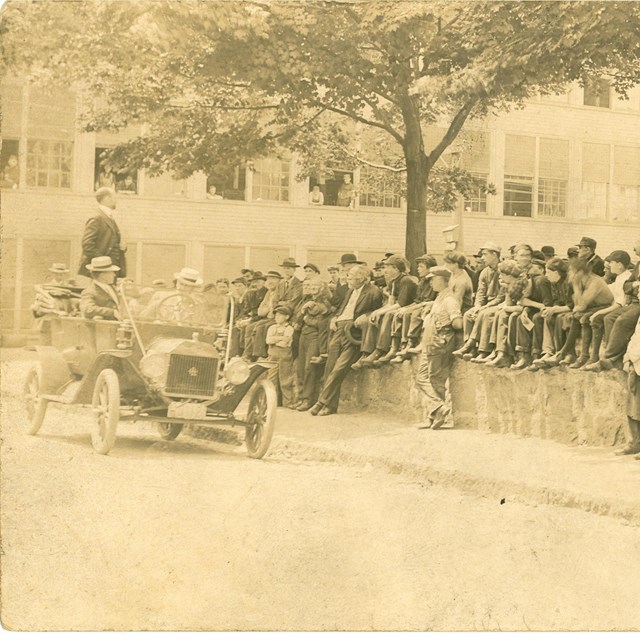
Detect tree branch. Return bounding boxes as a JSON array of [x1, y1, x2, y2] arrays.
[[344, 149, 407, 173], [312, 101, 405, 145], [427, 98, 478, 165]]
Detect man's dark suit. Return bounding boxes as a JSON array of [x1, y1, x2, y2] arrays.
[[279, 276, 304, 309], [317, 282, 383, 412], [80, 281, 120, 320], [78, 208, 126, 278]]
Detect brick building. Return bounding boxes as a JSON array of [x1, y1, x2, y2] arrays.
[[1, 77, 639, 336]]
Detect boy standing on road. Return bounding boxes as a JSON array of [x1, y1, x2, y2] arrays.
[[414, 267, 463, 430], [266, 304, 295, 408]]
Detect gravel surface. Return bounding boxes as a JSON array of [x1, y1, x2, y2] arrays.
[[2, 350, 640, 631]]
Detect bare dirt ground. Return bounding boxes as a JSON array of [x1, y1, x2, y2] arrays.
[[2, 350, 640, 631]]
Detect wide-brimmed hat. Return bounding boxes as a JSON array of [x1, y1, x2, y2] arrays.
[[49, 262, 70, 273], [86, 256, 120, 272], [425, 266, 452, 280], [577, 236, 597, 250], [265, 270, 283, 280], [173, 267, 203, 286], [479, 241, 502, 254], [279, 258, 300, 269], [231, 277, 247, 285], [303, 263, 320, 274], [251, 271, 267, 282], [339, 253, 364, 265]]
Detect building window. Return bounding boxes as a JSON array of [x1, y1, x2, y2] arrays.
[[358, 166, 402, 209], [207, 165, 246, 201], [94, 147, 137, 194], [503, 134, 535, 217], [26, 140, 72, 189], [251, 158, 290, 202], [583, 78, 611, 108], [503, 175, 533, 217], [581, 142, 610, 220], [538, 178, 567, 218], [462, 173, 488, 214], [310, 169, 354, 207], [537, 138, 569, 218], [612, 145, 640, 222], [0, 139, 20, 189]]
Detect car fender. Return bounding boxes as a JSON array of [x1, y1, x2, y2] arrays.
[[34, 346, 73, 394]]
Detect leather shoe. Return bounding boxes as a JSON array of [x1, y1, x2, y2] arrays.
[[614, 442, 640, 456], [559, 354, 577, 366], [486, 354, 510, 368], [317, 406, 336, 416], [569, 356, 589, 369], [600, 358, 615, 371], [510, 355, 532, 370], [583, 361, 602, 372], [297, 401, 312, 412], [309, 354, 327, 365], [377, 349, 398, 363], [309, 402, 324, 416], [351, 357, 366, 370]]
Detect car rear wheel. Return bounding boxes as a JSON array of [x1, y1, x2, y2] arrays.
[[156, 422, 184, 441], [245, 377, 277, 459], [24, 366, 48, 435], [91, 369, 120, 455]]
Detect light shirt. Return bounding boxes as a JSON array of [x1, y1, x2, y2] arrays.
[[336, 284, 364, 321], [610, 270, 631, 307], [421, 288, 461, 347], [98, 204, 115, 219]]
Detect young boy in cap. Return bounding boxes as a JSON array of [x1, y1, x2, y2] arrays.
[[414, 266, 462, 430], [266, 304, 296, 408], [576, 237, 605, 277]]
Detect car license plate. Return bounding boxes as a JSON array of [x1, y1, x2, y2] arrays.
[[167, 402, 208, 420]]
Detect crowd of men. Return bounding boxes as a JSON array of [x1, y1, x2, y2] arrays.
[[29, 188, 640, 459]]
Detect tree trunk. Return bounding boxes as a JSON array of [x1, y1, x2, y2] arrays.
[[401, 95, 430, 268]]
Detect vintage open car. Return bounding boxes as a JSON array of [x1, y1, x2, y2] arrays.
[[23, 287, 277, 458]]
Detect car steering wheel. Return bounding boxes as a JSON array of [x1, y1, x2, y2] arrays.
[[156, 293, 199, 323]]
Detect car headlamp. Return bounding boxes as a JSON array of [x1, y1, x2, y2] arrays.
[[224, 357, 251, 386], [140, 352, 167, 380]]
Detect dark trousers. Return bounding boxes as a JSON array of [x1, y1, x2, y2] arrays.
[[249, 318, 274, 358], [361, 311, 394, 354], [297, 325, 322, 405], [516, 311, 544, 356], [318, 321, 361, 411], [604, 303, 640, 361]]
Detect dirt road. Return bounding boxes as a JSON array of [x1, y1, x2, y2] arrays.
[[2, 353, 640, 631]]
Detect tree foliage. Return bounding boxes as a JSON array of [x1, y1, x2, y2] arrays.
[[2, 0, 639, 261]]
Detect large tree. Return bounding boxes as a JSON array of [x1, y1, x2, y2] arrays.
[[2, 1, 640, 262]]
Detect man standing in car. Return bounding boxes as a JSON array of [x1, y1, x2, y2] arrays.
[[78, 187, 126, 279]]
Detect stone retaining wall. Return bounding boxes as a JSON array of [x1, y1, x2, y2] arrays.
[[341, 359, 628, 448]]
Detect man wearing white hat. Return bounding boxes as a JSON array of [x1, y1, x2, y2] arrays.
[[139, 267, 203, 321], [80, 256, 121, 320]]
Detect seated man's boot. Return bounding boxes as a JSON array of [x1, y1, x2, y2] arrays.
[[569, 355, 590, 369], [361, 349, 384, 367], [511, 353, 532, 370], [351, 355, 368, 370], [453, 339, 475, 358]]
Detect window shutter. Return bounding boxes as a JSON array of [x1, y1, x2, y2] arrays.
[[614, 146, 640, 186], [505, 135, 535, 176], [539, 139, 569, 178], [582, 143, 610, 183]]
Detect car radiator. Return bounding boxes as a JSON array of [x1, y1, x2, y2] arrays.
[[165, 354, 218, 398]]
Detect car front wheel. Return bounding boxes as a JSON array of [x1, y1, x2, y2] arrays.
[[91, 369, 120, 455], [245, 377, 277, 459], [24, 366, 48, 435]]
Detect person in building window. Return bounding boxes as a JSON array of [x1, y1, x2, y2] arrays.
[[0, 154, 19, 189], [95, 162, 116, 190], [206, 185, 223, 200], [80, 256, 121, 320], [336, 174, 355, 208], [79, 187, 127, 279], [576, 236, 605, 277], [116, 174, 137, 194], [308, 185, 324, 206]]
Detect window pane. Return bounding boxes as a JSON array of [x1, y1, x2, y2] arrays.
[[505, 135, 535, 176], [538, 178, 567, 218], [503, 175, 533, 217], [584, 78, 611, 108]]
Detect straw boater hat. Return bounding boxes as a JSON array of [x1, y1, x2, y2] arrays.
[[49, 263, 70, 273], [86, 256, 121, 272], [173, 267, 203, 287]]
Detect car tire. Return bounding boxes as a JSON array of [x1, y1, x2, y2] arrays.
[[24, 365, 48, 435], [91, 368, 120, 455], [245, 377, 277, 459], [156, 422, 184, 441]]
